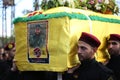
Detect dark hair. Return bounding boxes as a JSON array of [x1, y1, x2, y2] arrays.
[[36, 24, 41, 28]]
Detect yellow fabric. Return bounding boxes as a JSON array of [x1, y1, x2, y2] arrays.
[[14, 7, 120, 71], [15, 17, 70, 71], [92, 21, 120, 62]]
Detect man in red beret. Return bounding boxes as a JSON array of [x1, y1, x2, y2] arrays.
[[4, 42, 15, 51], [4, 42, 16, 60], [106, 34, 120, 80], [63, 32, 115, 80], [3, 42, 21, 80]]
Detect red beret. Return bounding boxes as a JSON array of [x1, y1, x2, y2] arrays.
[[79, 32, 101, 48], [107, 34, 120, 41], [4, 42, 15, 51]]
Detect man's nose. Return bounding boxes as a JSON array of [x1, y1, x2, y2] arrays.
[[108, 44, 113, 48], [78, 48, 82, 53]]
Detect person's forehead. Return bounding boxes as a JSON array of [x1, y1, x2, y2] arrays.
[[108, 40, 120, 43], [78, 41, 91, 47]]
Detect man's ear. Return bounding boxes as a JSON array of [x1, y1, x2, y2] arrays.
[[93, 47, 98, 53]]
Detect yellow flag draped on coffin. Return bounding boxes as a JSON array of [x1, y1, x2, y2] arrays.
[[13, 7, 120, 71]]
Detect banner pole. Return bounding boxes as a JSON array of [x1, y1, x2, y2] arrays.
[[57, 72, 62, 80]]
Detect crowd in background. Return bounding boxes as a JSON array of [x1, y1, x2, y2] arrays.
[[0, 42, 57, 80], [0, 42, 20, 80]]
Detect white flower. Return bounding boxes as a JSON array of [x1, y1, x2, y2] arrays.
[[104, 0, 109, 4], [114, 6, 117, 12], [80, 0, 85, 2], [95, 3, 102, 10], [58, 0, 64, 5]]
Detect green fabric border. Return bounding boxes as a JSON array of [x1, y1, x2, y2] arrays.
[[13, 12, 120, 24]]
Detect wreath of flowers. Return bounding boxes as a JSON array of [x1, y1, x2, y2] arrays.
[[74, 0, 119, 15], [40, 0, 119, 15]]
